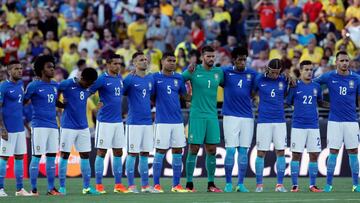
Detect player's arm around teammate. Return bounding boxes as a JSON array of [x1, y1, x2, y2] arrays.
[[56, 68, 99, 195], [182, 46, 224, 192], [0, 61, 32, 197]]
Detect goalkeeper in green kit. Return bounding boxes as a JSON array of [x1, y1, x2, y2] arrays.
[[182, 46, 224, 192]]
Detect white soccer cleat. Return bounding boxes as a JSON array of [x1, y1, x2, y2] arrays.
[[15, 188, 32, 196], [0, 188, 8, 197]]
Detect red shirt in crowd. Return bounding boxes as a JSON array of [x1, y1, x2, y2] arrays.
[[191, 29, 205, 48], [3, 37, 20, 64], [303, 1, 323, 22], [258, 3, 277, 29]]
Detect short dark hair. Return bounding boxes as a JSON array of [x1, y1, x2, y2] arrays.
[[81, 67, 98, 82], [299, 60, 312, 69], [231, 47, 248, 59], [161, 52, 175, 60], [70, 43, 77, 49], [7, 60, 20, 70], [132, 51, 144, 60], [201, 45, 215, 55], [336, 51, 348, 59], [268, 58, 282, 70], [33, 55, 55, 77], [106, 54, 122, 64], [77, 59, 86, 67]]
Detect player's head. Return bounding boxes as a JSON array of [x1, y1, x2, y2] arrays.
[[299, 60, 313, 81], [266, 58, 282, 80], [79, 67, 98, 88], [201, 45, 215, 67], [335, 51, 350, 72], [132, 51, 148, 71], [33, 54, 55, 79], [231, 47, 248, 70], [106, 54, 122, 75], [7, 60, 23, 81], [161, 52, 176, 72]]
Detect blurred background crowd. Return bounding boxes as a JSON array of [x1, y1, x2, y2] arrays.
[[0, 0, 360, 132]]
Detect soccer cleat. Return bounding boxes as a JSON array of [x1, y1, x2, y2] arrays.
[[30, 189, 39, 196], [171, 184, 188, 193], [207, 186, 223, 193], [275, 184, 287, 192], [352, 185, 360, 192], [15, 188, 31, 196], [323, 184, 333, 192], [47, 188, 62, 196], [0, 188, 8, 197], [141, 185, 158, 193], [83, 187, 100, 195], [153, 184, 164, 193], [255, 184, 263, 192], [114, 184, 129, 193], [291, 185, 299, 192], [185, 182, 196, 192], [309, 185, 322, 192], [128, 185, 139, 194], [236, 184, 249, 193], [96, 184, 107, 194], [224, 183, 232, 192], [59, 187, 66, 195]]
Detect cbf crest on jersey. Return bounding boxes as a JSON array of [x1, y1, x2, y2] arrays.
[[279, 82, 284, 90], [21, 87, 24, 92], [120, 81, 124, 88], [349, 80, 354, 89], [246, 74, 252, 81], [214, 73, 219, 81], [313, 88, 318, 96], [148, 82, 152, 90], [53, 87, 57, 93], [174, 79, 178, 87]]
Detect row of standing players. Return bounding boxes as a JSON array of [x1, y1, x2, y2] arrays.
[[0, 46, 359, 197]]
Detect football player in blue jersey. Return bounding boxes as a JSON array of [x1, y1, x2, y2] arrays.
[[0, 61, 31, 197], [89, 54, 128, 194], [254, 59, 289, 193], [314, 51, 360, 192], [123, 51, 156, 193], [222, 48, 258, 193], [286, 60, 329, 192], [57, 68, 99, 195], [152, 52, 188, 193], [24, 55, 61, 196]]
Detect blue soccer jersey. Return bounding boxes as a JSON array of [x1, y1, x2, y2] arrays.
[[24, 80, 59, 128], [314, 70, 360, 122], [286, 80, 322, 129], [153, 72, 187, 124], [59, 78, 92, 129], [89, 72, 123, 123], [123, 74, 154, 125], [0, 80, 24, 133], [255, 74, 288, 123], [222, 66, 258, 118]]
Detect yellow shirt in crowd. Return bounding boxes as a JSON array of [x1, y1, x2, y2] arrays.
[[295, 22, 318, 35], [59, 36, 80, 53], [61, 52, 80, 73], [323, 3, 345, 30], [127, 22, 147, 49], [144, 48, 163, 73]]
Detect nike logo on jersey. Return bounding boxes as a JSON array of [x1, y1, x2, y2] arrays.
[[39, 89, 45, 92], [332, 80, 338, 83], [134, 84, 140, 87], [296, 91, 302, 94], [9, 90, 15, 93], [261, 84, 266, 87], [229, 73, 235, 76], [157, 81, 163, 83], [107, 83, 112, 86], [71, 87, 77, 89], [196, 75, 203, 78]]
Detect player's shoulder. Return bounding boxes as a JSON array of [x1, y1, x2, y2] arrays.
[[221, 65, 232, 73], [246, 67, 258, 75]]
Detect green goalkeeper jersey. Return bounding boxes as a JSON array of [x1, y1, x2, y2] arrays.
[[182, 64, 224, 119]]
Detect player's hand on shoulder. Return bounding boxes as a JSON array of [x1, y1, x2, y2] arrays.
[[187, 63, 196, 73], [97, 101, 104, 109], [283, 72, 297, 87], [0, 128, 8, 141]]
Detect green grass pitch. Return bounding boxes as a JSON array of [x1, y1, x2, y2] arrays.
[[1, 178, 359, 203]]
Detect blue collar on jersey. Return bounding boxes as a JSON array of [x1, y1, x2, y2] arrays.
[[160, 71, 175, 75], [335, 70, 352, 75], [6, 79, 21, 84], [232, 66, 247, 72], [104, 71, 120, 77]]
